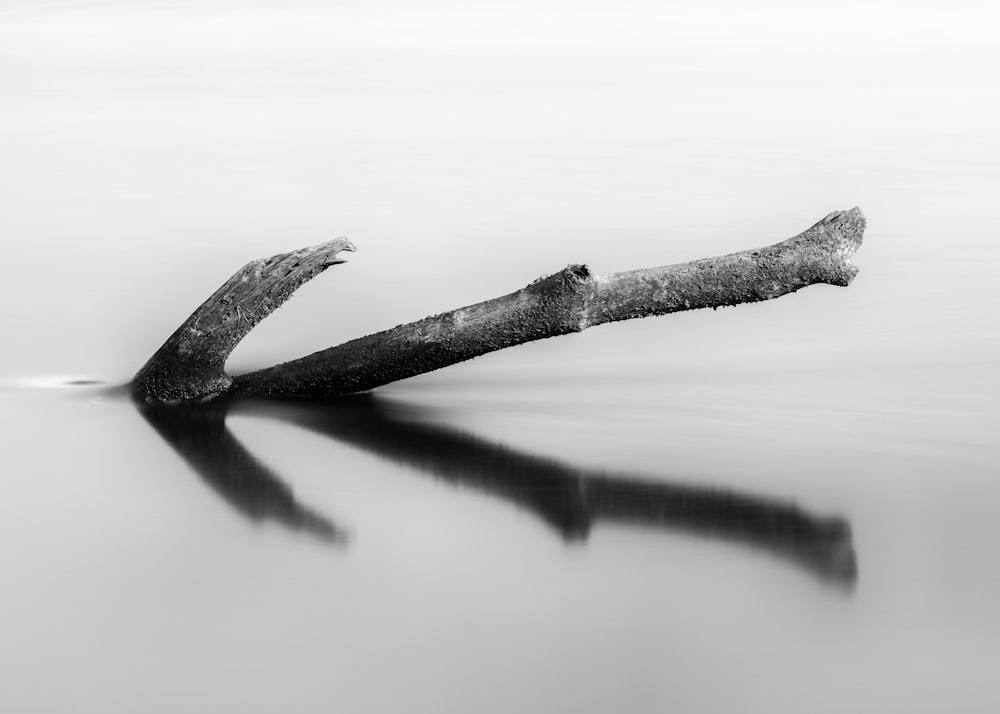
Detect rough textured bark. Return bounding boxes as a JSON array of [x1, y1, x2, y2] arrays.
[[133, 208, 865, 403], [133, 238, 355, 403], [233, 207, 865, 399]]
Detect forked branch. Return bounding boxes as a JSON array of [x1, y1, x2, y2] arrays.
[[133, 208, 866, 404]]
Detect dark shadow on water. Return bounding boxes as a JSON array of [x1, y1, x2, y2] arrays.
[[140, 401, 347, 544], [137, 393, 857, 589]]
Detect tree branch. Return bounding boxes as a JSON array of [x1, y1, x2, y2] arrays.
[[133, 238, 355, 403], [232, 208, 865, 399], [133, 208, 865, 403]]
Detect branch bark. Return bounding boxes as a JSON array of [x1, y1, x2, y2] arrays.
[[133, 208, 865, 404], [133, 238, 355, 403]]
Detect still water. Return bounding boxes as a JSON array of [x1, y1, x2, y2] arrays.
[[2, 2, 999, 712]]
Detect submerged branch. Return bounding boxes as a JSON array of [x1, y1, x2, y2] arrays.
[[133, 209, 865, 403], [133, 238, 355, 403]]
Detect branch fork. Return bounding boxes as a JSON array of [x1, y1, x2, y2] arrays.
[[133, 208, 866, 404]]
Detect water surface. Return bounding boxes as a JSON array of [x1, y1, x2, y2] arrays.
[[2, 2, 999, 712]]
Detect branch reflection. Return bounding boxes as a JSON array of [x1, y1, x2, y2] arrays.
[[138, 394, 856, 588], [140, 400, 347, 544]]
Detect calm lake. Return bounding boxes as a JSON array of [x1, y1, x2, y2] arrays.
[[2, 2, 999, 712]]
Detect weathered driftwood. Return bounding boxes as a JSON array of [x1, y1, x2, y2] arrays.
[[133, 208, 865, 403], [133, 238, 355, 403]]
